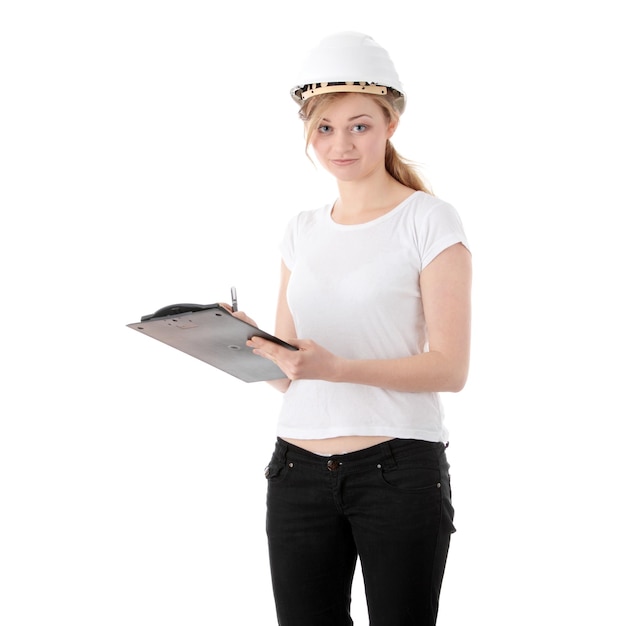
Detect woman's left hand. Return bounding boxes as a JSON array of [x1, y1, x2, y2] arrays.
[[246, 336, 343, 382]]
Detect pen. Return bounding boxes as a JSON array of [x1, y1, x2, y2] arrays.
[[230, 286, 238, 312]]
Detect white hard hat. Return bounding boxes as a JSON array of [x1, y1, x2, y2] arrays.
[[290, 31, 406, 114]]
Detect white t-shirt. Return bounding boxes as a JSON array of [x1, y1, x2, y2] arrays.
[[278, 190, 469, 443]]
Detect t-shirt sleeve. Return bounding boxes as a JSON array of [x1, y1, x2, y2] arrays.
[[418, 199, 469, 270]]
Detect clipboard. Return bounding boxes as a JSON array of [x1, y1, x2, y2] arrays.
[[127, 303, 297, 383]]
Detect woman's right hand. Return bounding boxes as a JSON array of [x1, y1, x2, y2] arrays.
[[232, 310, 258, 327], [219, 303, 258, 328]]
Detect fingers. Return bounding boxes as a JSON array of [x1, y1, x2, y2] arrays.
[[232, 310, 249, 321], [246, 336, 271, 356], [247, 336, 290, 362], [218, 302, 258, 327], [247, 336, 300, 352]]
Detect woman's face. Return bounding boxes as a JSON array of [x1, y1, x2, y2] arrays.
[[309, 93, 397, 183]]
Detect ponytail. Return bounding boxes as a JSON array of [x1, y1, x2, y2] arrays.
[[385, 140, 431, 193]]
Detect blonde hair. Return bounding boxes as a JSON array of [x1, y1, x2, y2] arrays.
[[298, 92, 431, 193]]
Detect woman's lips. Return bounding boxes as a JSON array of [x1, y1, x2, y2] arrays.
[[331, 159, 357, 166]]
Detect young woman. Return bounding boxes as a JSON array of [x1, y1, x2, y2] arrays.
[[236, 32, 471, 626]]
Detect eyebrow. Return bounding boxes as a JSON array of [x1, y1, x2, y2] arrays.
[[320, 113, 374, 122]]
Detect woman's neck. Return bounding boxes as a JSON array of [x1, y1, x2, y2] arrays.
[[332, 176, 415, 225]]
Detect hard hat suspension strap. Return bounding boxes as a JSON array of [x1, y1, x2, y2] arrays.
[[297, 82, 389, 102]]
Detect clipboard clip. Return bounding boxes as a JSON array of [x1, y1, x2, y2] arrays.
[[140, 303, 218, 322]]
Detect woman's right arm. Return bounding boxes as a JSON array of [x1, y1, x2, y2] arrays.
[[267, 261, 296, 393]]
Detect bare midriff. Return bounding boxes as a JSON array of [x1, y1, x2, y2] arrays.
[[281, 435, 395, 456]]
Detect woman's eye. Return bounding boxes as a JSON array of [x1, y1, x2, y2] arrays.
[[318, 125, 332, 134], [353, 124, 367, 132]]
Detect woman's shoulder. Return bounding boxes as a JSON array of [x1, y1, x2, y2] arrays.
[[392, 190, 457, 224], [404, 190, 455, 211], [287, 203, 332, 230]]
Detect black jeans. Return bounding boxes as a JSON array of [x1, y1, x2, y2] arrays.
[[265, 437, 456, 626]]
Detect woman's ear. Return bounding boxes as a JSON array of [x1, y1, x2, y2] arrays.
[[387, 117, 399, 139]]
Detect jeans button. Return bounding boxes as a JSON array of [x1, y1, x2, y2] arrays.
[[327, 459, 340, 471]]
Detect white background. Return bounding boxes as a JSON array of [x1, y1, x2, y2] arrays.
[[1, 1, 624, 624]]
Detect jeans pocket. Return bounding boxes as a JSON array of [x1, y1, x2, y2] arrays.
[[379, 463, 442, 493], [264, 450, 289, 483], [439, 470, 456, 533]]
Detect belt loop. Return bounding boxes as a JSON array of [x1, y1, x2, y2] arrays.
[[276, 437, 288, 463], [380, 441, 397, 470]]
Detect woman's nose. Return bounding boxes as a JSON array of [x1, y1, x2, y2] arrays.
[[333, 130, 354, 152]]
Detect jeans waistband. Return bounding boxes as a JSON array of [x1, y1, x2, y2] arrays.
[[274, 437, 446, 472]]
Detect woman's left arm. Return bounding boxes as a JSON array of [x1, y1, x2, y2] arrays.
[[248, 243, 472, 393]]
